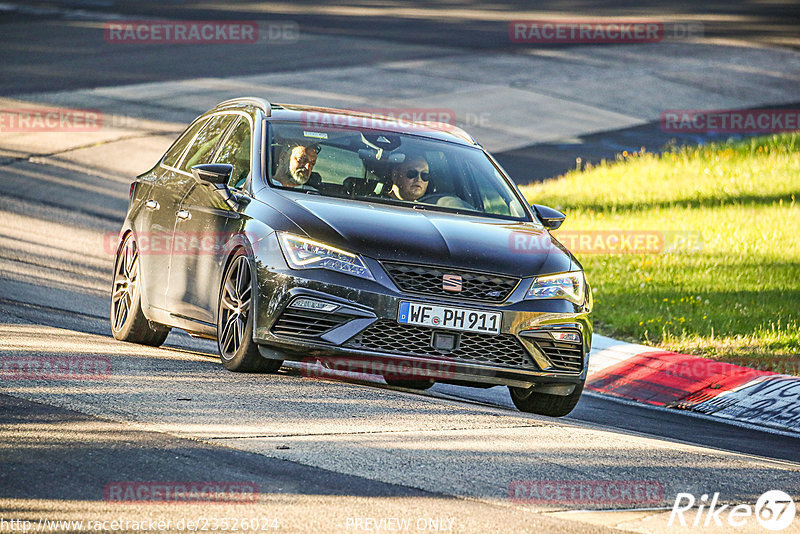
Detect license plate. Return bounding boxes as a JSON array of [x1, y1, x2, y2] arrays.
[[397, 301, 501, 335]]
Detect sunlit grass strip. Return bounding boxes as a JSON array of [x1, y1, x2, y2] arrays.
[[520, 133, 800, 373]]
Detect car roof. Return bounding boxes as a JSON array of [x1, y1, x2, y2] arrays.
[[211, 97, 479, 147]]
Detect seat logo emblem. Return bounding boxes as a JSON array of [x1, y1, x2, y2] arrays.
[[443, 274, 462, 292]]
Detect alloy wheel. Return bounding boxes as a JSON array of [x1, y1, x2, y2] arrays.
[[112, 236, 139, 332], [219, 256, 252, 359]]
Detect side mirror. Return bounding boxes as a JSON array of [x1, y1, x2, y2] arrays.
[[532, 204, 566, 230], [191, 164, 242, 210], [191, 163, 232, 186]]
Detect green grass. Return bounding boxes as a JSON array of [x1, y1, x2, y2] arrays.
[[520, 134, 800, 373]]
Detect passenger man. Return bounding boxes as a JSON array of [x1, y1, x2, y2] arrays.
[[273, 143, 319, 188]]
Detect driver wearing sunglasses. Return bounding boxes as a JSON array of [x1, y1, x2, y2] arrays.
[[388, 155, 430, 201]]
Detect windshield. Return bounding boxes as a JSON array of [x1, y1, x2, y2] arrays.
[[266, 121, 529, 220]]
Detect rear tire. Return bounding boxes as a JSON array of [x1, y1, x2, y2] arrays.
[[384, 378, 435, 390], [110, 233, 170, 346], [217, 250, 282, 373], [508, 381, 584, 417]]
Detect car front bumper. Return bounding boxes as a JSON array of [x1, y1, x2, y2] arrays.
[[251, 235, 592, 391]]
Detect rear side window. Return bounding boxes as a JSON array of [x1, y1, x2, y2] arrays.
[[180, 114, 236, 172], [214, 118, 252, 189], [162, 118, 207, 168]]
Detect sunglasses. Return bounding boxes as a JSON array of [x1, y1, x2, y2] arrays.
[[405, 169, 430, 181]]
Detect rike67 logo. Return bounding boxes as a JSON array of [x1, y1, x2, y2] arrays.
[[669, 490, 796, 531]]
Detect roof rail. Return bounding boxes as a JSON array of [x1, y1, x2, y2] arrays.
[[215, 97, 271, 116]]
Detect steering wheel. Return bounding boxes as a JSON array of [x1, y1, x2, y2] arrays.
[[418, 192, 473, 209]]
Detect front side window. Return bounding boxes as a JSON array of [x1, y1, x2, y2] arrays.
[[162, 118, 207, 168], [180, 114, 236, 172], [266, 122, 528, 221], [214, 117, 252, 189], [470, 163, 522, 217]]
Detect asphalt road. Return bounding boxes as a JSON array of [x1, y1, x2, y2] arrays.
[[3, 0, 800, 182], [1, 1, 800, 532], [2, 0, 799, 96]]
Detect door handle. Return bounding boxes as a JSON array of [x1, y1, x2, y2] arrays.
[[177, 210, 191, 220], [145, 200, 160, 210]]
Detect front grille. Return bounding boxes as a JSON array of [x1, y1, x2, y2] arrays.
[[381, 262, 519, 303], [345, 320, 536, 369], [522, 331, 584, 372], [271, 309, 351, 338]]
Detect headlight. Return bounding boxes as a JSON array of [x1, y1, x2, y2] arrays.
[[525, 271, 585, 305], [277, 232, 374, 281]]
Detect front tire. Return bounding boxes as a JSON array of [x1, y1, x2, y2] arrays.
[[217, 250, 282, 373], [110, 233, 170, 346], [508, 381, 584, 417]]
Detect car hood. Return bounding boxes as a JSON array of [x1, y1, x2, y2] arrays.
[[272, 192, 577, 278]]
